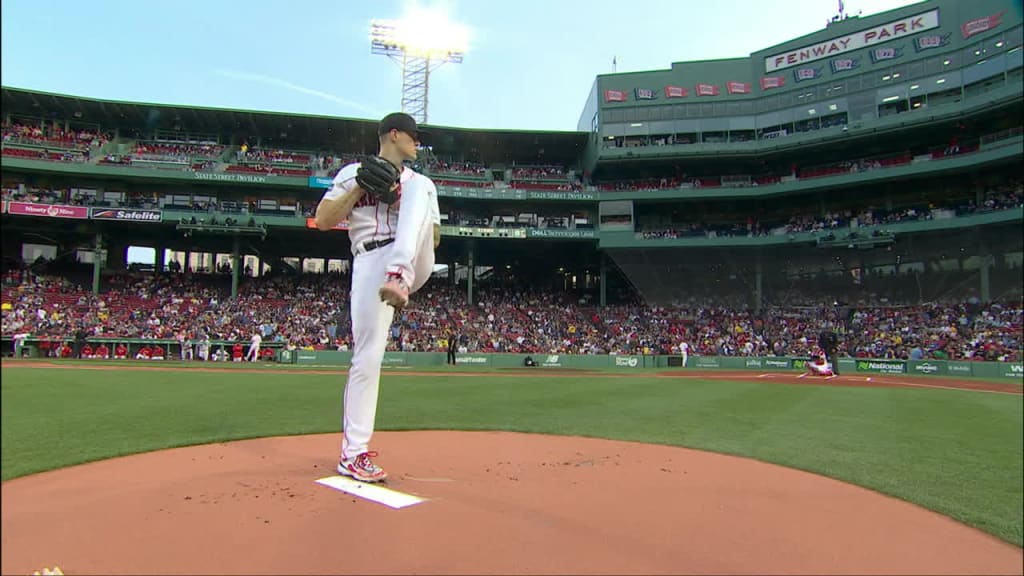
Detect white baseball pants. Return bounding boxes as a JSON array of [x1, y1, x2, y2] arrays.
[[342, 192, 435, 460]]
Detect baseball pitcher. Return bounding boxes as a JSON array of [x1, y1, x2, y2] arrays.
[[315, 112, 440, 482]]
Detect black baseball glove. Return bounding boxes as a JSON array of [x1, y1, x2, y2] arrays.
[[356, 156, 401, 205]]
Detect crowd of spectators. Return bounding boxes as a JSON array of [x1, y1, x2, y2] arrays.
[[427, 160, 488, 177], [511, 165, 567, 180], [639, 183, 1022, 240], [132, 141, 225, 163], [2, 121, 109, 151], [2, 266, 1019, 363]]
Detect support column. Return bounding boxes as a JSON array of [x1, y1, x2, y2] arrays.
[[980, 255, 992, 303], [754, 259, 763, 313], [206, 252, 215, 274], [92, 233, 103, 295], [155, 246, 166, 273], [231, 237, 241, 299], [467, 244, 475, 306], [184, 250, 192, 274], [599, 254, 608, 307]]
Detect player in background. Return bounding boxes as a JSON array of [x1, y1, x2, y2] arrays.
[[314, 112, 440, 483], [246, 331, 262, 362], [806, 349, 836, 377]]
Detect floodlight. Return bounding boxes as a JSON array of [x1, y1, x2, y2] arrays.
[[371, 8, 469, 124]]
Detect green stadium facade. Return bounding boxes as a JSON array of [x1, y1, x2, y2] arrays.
[[2, 0, 1021, 308]]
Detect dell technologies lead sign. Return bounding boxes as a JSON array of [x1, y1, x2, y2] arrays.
[[90, 208, 163, 223]]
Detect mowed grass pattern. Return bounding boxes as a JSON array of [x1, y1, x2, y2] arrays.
[[1, 364, 1021, 546]]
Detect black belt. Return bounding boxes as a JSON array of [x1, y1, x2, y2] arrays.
[[359, 238, 395, 254]]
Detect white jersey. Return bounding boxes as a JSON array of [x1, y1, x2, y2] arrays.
[[323, 161, 440, 253]]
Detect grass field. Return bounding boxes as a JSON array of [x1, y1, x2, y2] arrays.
[[1, 360, 1021, 547]]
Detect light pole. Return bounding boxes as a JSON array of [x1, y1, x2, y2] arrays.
[[370, 11, 468, 124]]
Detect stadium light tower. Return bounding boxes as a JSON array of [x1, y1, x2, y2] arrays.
[[371, 8, 468, 124]]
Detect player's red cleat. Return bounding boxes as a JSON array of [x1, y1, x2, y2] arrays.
[[379, 273, 410, 308], [338, 451, 388, 483]]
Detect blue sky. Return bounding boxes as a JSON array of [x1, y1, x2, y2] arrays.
[[1, 0, 923, 132]]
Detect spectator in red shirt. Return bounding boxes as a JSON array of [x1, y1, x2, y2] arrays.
[[114, 343, 128, 359], [95, 343, 110, 359], [80, 343, 94, 359], [232, 343, 244, 362]]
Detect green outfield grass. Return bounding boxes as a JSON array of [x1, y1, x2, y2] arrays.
[[1, 361, 1021, 547]]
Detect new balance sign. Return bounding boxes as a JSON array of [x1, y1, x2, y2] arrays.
[[912, 362, 940, 374], [90, 208, 162, 222], [764, 359, 791, 369]]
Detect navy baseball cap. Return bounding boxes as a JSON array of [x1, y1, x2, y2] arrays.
[[378, 112, 429, 142]]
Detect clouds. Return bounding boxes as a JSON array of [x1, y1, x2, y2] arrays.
[[214, 69, 384, 118]]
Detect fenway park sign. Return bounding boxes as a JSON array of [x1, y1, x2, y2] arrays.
[[765, 9, 939, 72], [90, 208, 163, 222]]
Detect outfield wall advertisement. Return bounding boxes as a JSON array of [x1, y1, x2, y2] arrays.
[[274, 351, 1022, 381]]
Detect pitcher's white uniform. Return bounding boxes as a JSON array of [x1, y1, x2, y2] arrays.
[[679, 341, 689, 367], [322, 161, 440, 461]]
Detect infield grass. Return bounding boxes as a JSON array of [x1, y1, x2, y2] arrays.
[[1, 361, 1021, 547]]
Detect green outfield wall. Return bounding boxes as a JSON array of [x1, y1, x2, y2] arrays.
[[4, 337, 1019, 381], [275, 349, 1024, 381]]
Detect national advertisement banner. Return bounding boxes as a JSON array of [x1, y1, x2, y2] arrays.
[[90, 208, 162, 222], [760, 76, 786, 90], [7, 202, 89, 219], [855, 359, 906, 374]]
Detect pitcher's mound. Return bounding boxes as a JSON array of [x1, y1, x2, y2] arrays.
[[2, 431, 1021, 575]]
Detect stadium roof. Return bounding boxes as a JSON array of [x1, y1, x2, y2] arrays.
[[1, 86, 587, 166]]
